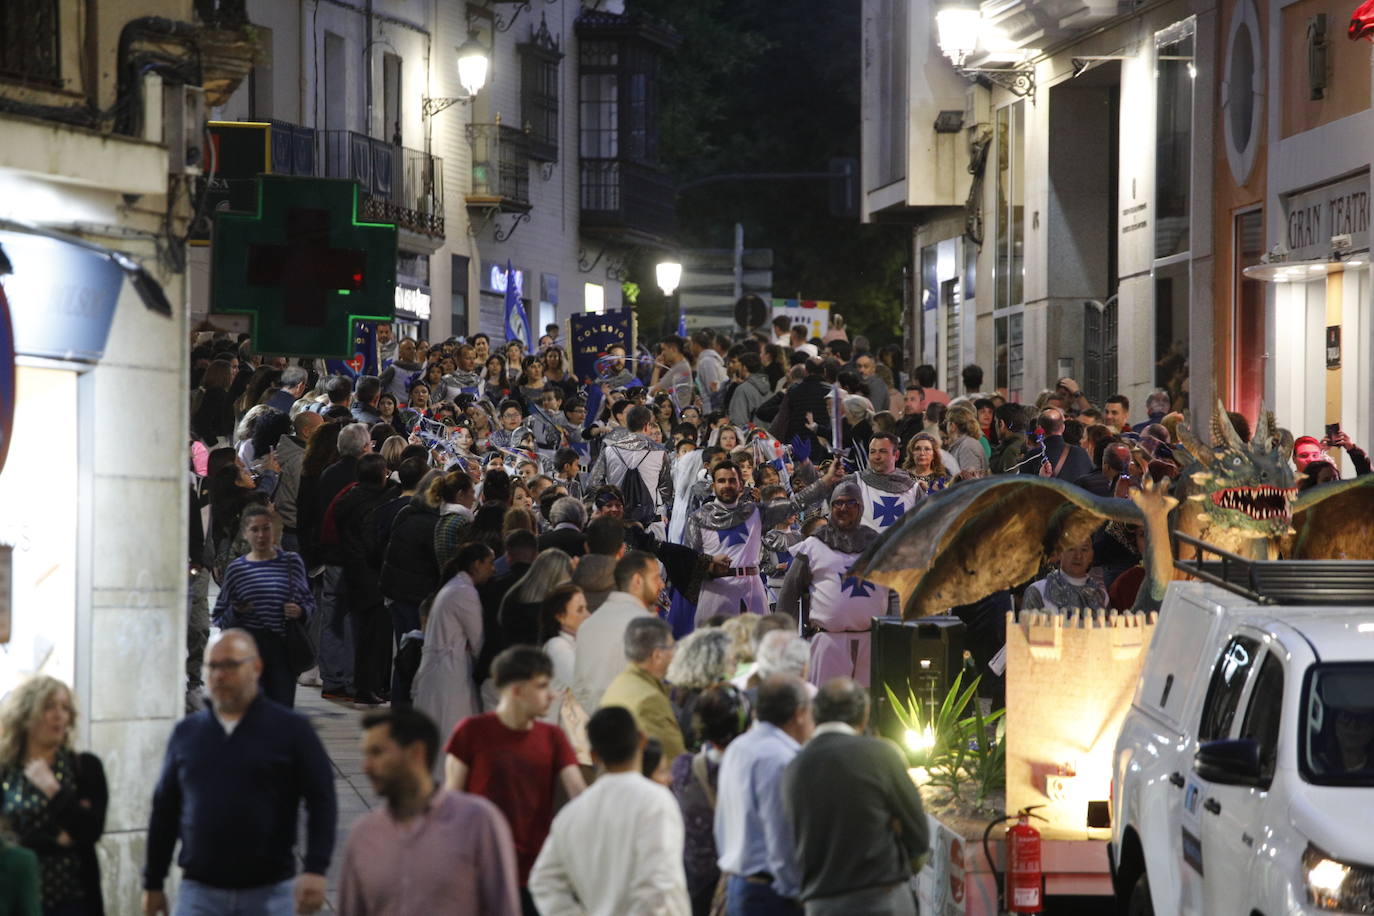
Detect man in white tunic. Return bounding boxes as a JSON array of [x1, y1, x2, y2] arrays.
[[686, 458, 841, 626], [777, 481, 890, 686], [845, 433, 923, 533]]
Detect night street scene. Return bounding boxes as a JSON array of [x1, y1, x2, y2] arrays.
[[3, 0, 1374, 913]]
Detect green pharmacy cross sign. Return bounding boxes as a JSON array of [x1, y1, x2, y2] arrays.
[[211, 175, 397, 357]]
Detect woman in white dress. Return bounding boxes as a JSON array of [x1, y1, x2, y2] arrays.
[[411, 542, 496, 777], [538, 583, 590, 726]]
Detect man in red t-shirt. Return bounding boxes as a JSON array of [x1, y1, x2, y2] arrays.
[[444, 646, 586, 898]]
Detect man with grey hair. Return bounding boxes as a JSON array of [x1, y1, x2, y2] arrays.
[[782, 678, 927, 915], [777, 480, 890, 686], [715, 675, 814, 912], [265, 365, 310, 413], [538, 495, 588, 557], [599, 616, 684, 760], [310, 422, 374, 702], [275, 411, 323, 553], [1134, 388, 1173, 433]]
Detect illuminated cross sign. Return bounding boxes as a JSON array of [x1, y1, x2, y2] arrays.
[[211, 176, 397, 357]]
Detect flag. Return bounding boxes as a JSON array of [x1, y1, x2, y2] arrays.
[[582, 382, 604, 434], [503, 261, 533, 349], [677, 310, 687, 338], [830, 383, 844, 458]]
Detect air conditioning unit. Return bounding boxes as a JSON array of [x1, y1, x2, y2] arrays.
[[164, 84, 207, 175]]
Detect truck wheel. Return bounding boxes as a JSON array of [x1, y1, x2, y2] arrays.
[[1127, 872, 1154, 916]]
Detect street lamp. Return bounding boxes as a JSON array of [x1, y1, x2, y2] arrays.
[[655, 260, 683, 296], [935, 0, 981, 66], [457, 33, 490, 97], [934, 0, 1036, 100], [422, 33, 491, 118]]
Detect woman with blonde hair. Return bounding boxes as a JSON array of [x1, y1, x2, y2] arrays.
[[945, 405, 988, 478], [498, 548, 575, 650], [0, 676, 107, 916], [904, 432, 952, 493], [666, 628, 737, 751], [379, 434, 408, 471]]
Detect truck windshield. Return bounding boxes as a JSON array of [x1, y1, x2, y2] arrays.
[[1302, 664, 1374, 787]]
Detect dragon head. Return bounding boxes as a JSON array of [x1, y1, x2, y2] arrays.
[[1177, 402, 1297, 540]]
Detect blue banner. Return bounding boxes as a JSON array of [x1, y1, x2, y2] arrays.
[[324, 320, 379, 378], [569, 311, 634, 384], [503, 260, 534, 350]]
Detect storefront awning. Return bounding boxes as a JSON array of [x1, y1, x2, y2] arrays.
[[1243, 255, 1368, 282], [0, 219, 172, 362]]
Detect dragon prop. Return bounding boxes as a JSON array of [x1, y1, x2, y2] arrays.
[[852, 404, 1374, 617]]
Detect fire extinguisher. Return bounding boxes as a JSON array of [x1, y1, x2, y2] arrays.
[[1006, 806, 1046, 913], [983, 805, 1048, 915]]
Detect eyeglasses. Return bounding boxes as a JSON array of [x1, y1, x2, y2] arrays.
[[832, 498, 860, 508], [205, 656, 257, 672]]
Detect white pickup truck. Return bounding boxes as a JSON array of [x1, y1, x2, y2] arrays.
[[1110, 579, 1374, 915]]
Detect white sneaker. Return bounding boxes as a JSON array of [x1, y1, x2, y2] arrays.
[[297, 667, 323, 687]]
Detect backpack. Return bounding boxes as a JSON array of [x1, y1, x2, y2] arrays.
[[618, 449, 658, 527]]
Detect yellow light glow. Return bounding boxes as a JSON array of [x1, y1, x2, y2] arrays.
[[904, 726, 935, 753], [1308, 857, 1349, 895]]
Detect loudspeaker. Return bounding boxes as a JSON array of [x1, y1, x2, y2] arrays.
[[870, 615, 967, 743]]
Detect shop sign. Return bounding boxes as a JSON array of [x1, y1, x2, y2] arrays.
[[0, 230, 125, 362], [395, 285, 431, 320], [211, 175, 397, 357], [1284, 172, 1370, 261], [569, 311, 634, 382], [771, 298, 831, 340], [482, 260, 525, 297]]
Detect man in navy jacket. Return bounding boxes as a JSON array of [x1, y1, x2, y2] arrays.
[[143, 630, 336, 915]]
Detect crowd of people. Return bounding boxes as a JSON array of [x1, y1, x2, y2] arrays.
[[1, 310, 1365, 916]]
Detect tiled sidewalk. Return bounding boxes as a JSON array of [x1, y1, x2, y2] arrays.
[[294, 686, 379, 911]]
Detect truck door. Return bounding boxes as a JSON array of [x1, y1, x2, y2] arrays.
[[1199, 648, 1284, 916], [1180, 634, 1261, 914]]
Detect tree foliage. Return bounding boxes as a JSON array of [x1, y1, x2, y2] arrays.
[[627, 0, 909, 342]]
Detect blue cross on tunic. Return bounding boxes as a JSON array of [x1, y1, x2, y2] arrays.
[[872, 495, 905, 527], [838, 572, 877, 599], [720, 522, 751, 547]]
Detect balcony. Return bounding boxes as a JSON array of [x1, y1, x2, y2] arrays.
[[580, 157, 675, 247], [317, 129, 445, 246], [465, 122, 532, 213]]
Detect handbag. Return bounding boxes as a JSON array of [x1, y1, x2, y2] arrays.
[[285, 615, 317, 675]]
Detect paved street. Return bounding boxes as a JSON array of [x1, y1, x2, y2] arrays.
[[294, 687, 378, 911]]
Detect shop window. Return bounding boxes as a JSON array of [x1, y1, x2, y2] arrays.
[[994, 101, 1025, 311], [0, 367, 78, 696], [1154, 260, 1191, 402], [383, 53, 402, 144], [248, 26, 275, 120], [1233, 209, 1265, 420], [994, 311, 1024, 399], [1154, 19, 1195, 260], [519, 17, 562, 162], [451, 254, 469, 336], [0, 0, 60, 86], [584, 282, 605, 315]]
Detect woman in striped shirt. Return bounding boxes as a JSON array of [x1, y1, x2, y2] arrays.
[[211, 505, 314, 708]]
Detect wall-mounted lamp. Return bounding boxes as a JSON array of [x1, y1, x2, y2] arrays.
[[934, 0, 1036, 100], [422, 32, 491, 118]]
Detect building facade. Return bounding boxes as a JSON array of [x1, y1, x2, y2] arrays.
[[200, 0, 674, 345], [864, 0, 1222, 422], [0, 0, 207, 908]]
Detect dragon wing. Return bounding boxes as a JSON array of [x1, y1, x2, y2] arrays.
[[851, 476, 1142, 619], [1286, 474, 1374, 559]]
